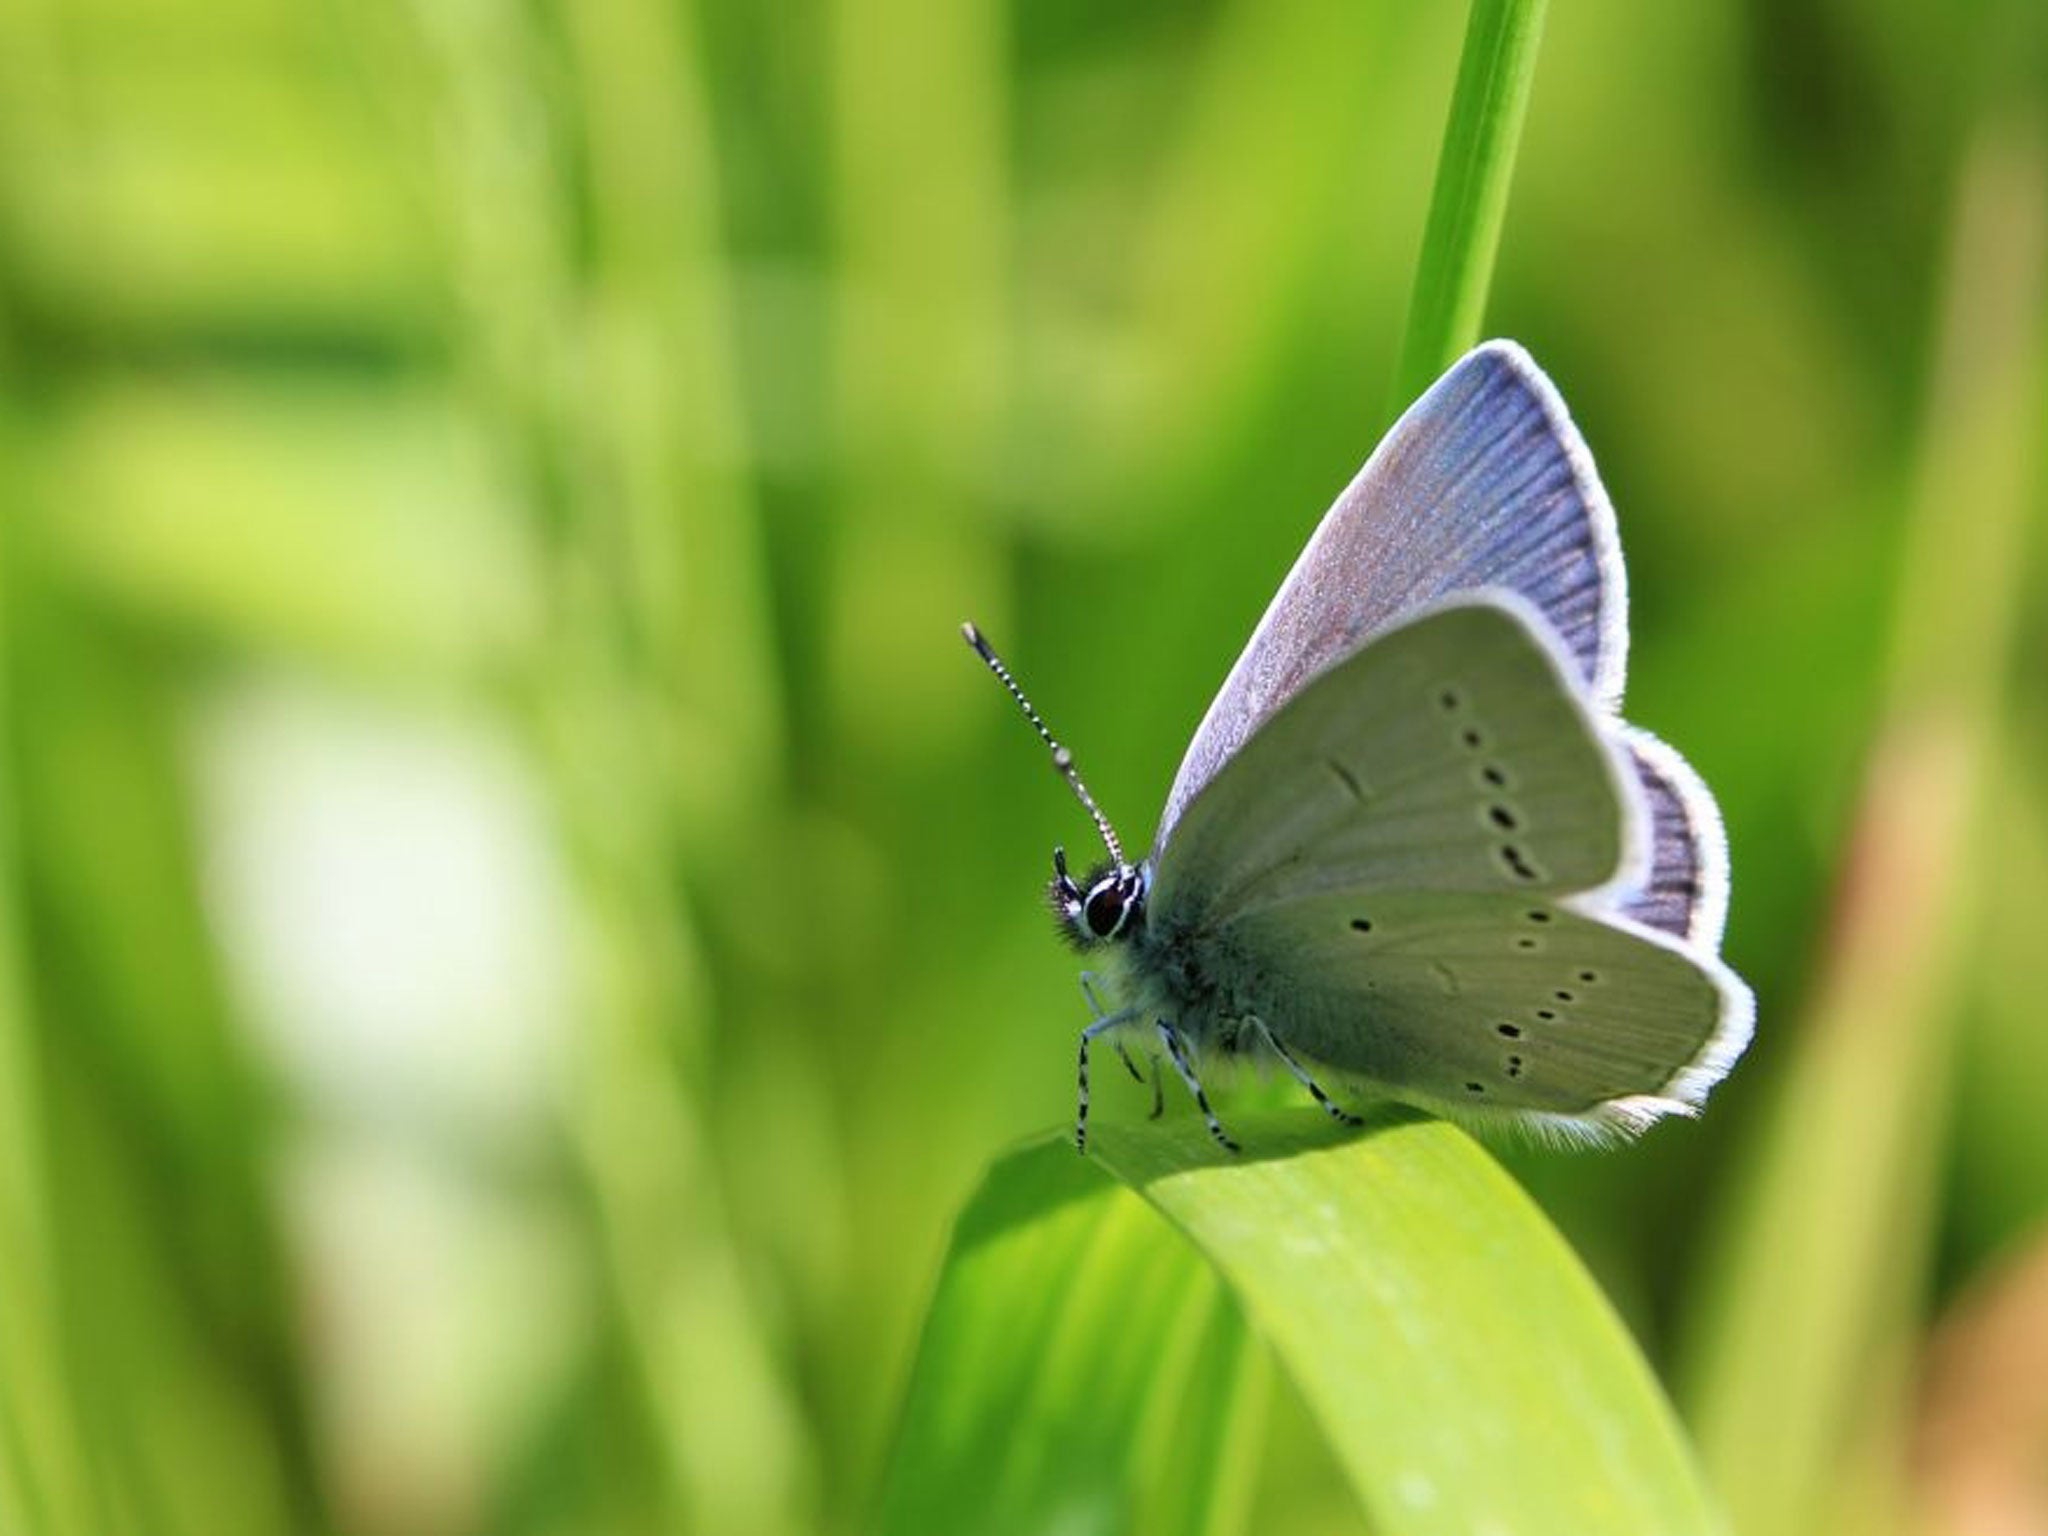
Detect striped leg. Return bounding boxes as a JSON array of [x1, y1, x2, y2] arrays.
[[1081, 974, 1146, 1097], [1080, 971, 1160, 1122], [1076, 1010, 1137, 1153], [1113, 1041, 1148, 1085], [1248, 1017, 1362, 1126], [1157, 1021, 1240, 1154]]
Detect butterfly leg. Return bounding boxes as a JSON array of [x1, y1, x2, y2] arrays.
[[1076, 1009, 1138, 1153], [1079, 971, 1110, 1014], [1128, 1049, 1164, 1119], [1248, 1017, 1363, 1127], [1082, 971, 1162, 1116], [1157, 1021, 1240, 1154]]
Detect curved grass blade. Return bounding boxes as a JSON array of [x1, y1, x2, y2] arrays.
[[875, 1134, 1268, 1536], [880, 1109, 1722, 1535]]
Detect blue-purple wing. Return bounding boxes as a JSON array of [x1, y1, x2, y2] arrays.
[[1155, 341, 1627, 854]]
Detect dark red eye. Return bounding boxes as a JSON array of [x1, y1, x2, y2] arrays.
[[1084, 880, 1129, 938]]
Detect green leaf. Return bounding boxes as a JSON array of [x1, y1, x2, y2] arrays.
[[879, 1109, 1723, 1535]]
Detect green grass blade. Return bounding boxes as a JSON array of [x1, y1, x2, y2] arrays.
[[0, 559, 100, 1536], [1390, 0, 1549, 411], [881, 1110, 1722, 1535]]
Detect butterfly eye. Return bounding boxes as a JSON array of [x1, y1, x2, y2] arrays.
[[1080, 868, 1146, 940], [1083, 880, 1130, 938]]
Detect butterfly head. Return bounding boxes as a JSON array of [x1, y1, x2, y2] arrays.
[[1050, 847, 1146, 948]]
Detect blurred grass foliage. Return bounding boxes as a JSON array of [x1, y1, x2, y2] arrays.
[[0, 0, 2043, 1533]]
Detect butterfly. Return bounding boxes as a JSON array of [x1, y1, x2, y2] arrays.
[[966, 341, 1753, 1152]]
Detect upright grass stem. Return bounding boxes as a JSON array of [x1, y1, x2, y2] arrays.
[[1389, 0, 1549, 413]]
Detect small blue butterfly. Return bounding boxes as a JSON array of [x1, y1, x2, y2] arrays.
[[968, 341, 1752, 1152]]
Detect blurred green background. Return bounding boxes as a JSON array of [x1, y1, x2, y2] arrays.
[[1, 1, 2045, 1533]]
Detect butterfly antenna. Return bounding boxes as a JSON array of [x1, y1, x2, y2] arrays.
[[962, 622, 1127, 867]]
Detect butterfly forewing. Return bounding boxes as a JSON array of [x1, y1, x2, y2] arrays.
[[1216, 890, 1752, 1128], [1156, 341, 1628, 848], [1149, 594, 1643, 929]]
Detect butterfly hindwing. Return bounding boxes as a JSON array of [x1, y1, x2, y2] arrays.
[[1610, 726, 1731, 950], [1156, 341, 1628, 847], [1149, 593, 1644, 929], [1214, 889, 1753, 1135]]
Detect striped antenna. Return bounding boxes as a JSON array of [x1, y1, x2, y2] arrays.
[[962, 622, 1127, 868]]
